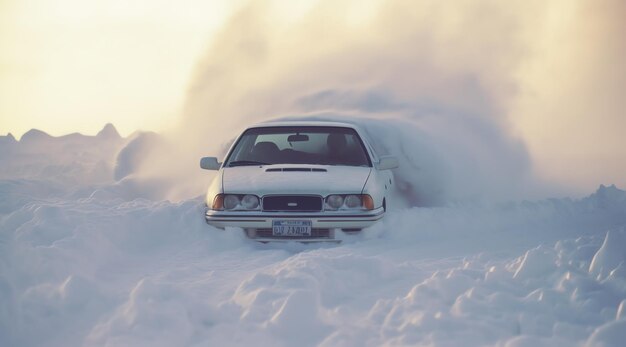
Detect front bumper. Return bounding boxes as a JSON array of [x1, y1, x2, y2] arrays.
[[204, 207, 385, 230]]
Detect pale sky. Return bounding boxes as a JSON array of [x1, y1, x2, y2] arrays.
[[0, 0, 238, 137]]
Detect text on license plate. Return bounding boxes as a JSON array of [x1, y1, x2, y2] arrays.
[[272, 220, 312, 236]]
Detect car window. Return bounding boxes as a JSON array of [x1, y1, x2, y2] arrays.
[[225, 126, 371, 167]]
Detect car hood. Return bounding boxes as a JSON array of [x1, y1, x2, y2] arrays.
[[222, 165, 371, 195]]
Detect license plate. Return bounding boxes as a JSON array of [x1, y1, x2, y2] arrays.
[[272, 220, 312, 236]]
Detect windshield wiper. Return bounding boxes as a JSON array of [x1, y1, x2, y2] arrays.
[[228, 160, 270, 167]]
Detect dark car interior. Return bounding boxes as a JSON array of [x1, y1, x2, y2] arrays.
[[226, 127, 371, 167]]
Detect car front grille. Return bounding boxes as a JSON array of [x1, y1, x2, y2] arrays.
[[255, 228, 331, 239], [262, 195, 323, 212]]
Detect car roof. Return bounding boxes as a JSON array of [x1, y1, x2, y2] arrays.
[[247, 120, 361, 130]]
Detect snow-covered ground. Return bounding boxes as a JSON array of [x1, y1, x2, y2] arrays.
[[1, 126, 625, 347]]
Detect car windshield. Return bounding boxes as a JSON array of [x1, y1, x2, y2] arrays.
[[225, 126, 371, 167]]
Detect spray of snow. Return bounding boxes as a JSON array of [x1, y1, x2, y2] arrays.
[[165, 0, 626, 201]]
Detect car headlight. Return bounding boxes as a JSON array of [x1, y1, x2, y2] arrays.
[[326, 195, 344, 209], [325, 194, 374, 210], [344, 195, 361, 208], [224, 195, 240, 210], [212, 194, 261, 210], [241, 194, 259, 209]]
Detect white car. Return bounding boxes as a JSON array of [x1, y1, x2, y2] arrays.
[[200, 121, 398, 242]]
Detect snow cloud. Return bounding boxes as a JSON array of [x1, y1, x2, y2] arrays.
[[159, 0, 626, 203]]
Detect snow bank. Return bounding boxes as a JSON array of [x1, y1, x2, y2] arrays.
[[2, 124, 626, 346], [0, 196, 249, 346], [169, 227, 625, 347], [0, 124, 125, 201], [2, 183, 626, 346]]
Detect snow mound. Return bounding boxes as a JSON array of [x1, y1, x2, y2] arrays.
[[0, 133, 17, 145], [585, 319, 626, 347], [513, 246, 558, 280], [96, 123, 121, 139], [584, 184, 626, 209], [589, 229, 626, 280], [0, 125, 126, 193], [19, 128, 54, 143]]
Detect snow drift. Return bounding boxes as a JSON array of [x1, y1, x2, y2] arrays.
[[1, 128, 625, 345], [1, 176, 625, 346]]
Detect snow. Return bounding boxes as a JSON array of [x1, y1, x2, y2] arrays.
[[1, 125, 625, 346], [113, 132, 164, 181], [589, 230, 626, 280], [267, 113, 537, 206]]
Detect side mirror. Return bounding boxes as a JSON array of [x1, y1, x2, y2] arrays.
[[200, 157, 221, 170], [376, 156, 399, 170]]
